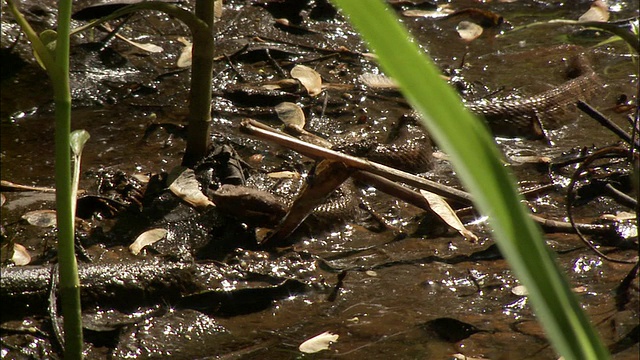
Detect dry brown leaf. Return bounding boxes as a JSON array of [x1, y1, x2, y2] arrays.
[[132, 173, 151, 184], [267, 171, 301, 179], [119, 36, 163, 53], [129, 228, 168, 255], [362, 52, 378, 61], [176, 37, 193, 68], [168, 166, 214, 210], [291, 65, 322, 96], [402, 9, 451, 18], [456, 21, 483, 41], [214, 0, 223, 18], [298, 331, 339, 353], [275, 102, 306, 130], [359, 73, 399, 89], [22, 210, 57, 227], [509, 155, 552, 164], [12, 243, 31, 266], [600, 211, 636, 221], [578, 0, 609, 22], [512, 285, 529, 296], [420, 190, 479, 241], [102, 23, 163, 53]]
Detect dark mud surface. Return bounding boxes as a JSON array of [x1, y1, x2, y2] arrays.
[[1, 0, 638, 359]]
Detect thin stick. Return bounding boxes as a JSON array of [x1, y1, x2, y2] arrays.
[[577, 100, 639, 148], [240, 118, 473, 204], [241, 118, 618, 236]]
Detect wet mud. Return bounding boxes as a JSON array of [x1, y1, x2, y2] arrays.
[[1, 0, 638, 358]]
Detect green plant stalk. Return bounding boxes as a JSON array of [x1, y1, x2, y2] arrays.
[[330, 1, 610, 359], [4, 0, 55, 70], [52, 1, 84, 358], [5, 0, 83, 357], [183, 0, 215, 167]]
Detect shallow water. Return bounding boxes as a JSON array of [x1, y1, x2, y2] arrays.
[[1, 0, 638, 359]]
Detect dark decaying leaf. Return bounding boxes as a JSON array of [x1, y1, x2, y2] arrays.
[[420, 317, 485, 342], [274, 18, 322, 35], [390, 0, 438, 12], [72, 0, 185, 21], [76, 195, 128, 219], [178, 279, 307, 316]]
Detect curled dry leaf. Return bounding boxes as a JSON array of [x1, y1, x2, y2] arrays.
[[267, 171, 301, 179], [275, 102, 306, 130], [509, 155, 552, 164], [299, 331, 339, 353], [359, 73, 399, 90], [420, 190, 479, 242], [176, 37, 193, 68], [168, 166, 214, 210], [214, 0, 223, 18], [362, 52, 378, 61], [456, 21, 484, 41], [132, 173, 151, 184], [290, 65, 322, 96], [119, 36, 163, 53], [129, 228, 168, 255], [22, 210, 57, 227], [403, 9, 451, 18], [600, 211, 636, 221], [578, 0, 609, 22], [12, 243, 31, 266], [102, 23, 163, 53], [511, 285, 529, 296]]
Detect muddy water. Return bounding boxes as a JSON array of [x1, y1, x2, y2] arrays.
[[1, 0, 638, 359]]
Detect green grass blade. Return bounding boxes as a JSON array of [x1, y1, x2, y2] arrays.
[[330, 1, 610, 359]]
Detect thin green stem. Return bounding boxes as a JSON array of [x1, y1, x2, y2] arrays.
[[53, 0, 83, 358], [4, 0, 55, 70]]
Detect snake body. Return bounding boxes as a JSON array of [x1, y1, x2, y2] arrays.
[[336, 54, 600, 174], [466, 53, 600, 139]]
